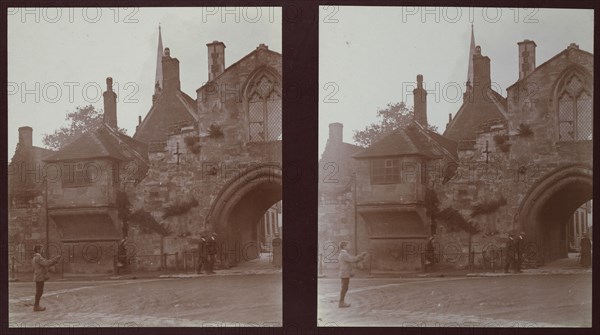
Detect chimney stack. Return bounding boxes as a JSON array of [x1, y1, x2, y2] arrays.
[[413, 74, 428, 127], [518, 40, 536, 80], [328, 123, 343, 144], [472, 46, 491, 102], [162, 47, 181, 93], [103, 77, 118, 129], [18, 126, 33, 148], [207, 41, 226, 81]]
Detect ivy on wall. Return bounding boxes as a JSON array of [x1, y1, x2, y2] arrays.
[[129, 209, 172, 236], [184, 136, 201, 155], [517, 123, 534, 137], [493, 135, 511, 153], [437, 207, 480, 234], [470, 195, 507, 218], [116, 191, 131, 236], [208, 124, 224, 138], [162, 197, 199, 219]]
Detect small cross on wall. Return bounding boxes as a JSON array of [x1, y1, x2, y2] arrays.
[[174, 142, 183, 165]]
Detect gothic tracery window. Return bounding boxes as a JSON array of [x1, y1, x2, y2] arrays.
[[247, 73, 282, 142], [557, 74, 593, 141]]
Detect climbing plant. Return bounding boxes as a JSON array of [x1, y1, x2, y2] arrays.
[[162, 197, 199, 219], [516, 123, 534, 137], [208, 124, 224, 138], [437, 207, 480, 233], [470, 195, 507, 218], [129, 209, 172, 236], [493, 135, 511, 153], [116, 191, 131, 236]]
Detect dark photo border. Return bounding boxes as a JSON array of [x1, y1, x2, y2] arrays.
[[1, 1, 598, 335]]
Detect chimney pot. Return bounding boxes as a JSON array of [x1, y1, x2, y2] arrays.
[[413, 74, 428, 127], [162, 48, 181, 93], [138, 115, 142, 125], [18, 126, 33, 148], [472, 48, 491, 102], [207, 41, 226, 81], [328, 123, 343, 144], [103, 76, 118, 128], [518, 40, 536, 80]]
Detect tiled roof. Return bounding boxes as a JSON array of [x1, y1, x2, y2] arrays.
[[133, 89, 198, 144], [443, 88, 507, 141], [353, 124, 452, 159], [43, 123, 147, 163]]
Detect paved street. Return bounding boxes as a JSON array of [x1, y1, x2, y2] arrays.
[[318, 273, 592, 327], [9, 273, 282, 327]]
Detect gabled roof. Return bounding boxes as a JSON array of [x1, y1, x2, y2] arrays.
[[443, 88, 507, 141], [196, 46, 282, 93], [507, 46, 593, 91], [133, 90, 198, 144], [44, 123, 148, 163], [352, 122, 457, 160]]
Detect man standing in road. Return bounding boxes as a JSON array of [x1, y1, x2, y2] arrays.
[[338, 241, 367, 308], [504, 233, 516, 273], [32, 244, 61, 312]]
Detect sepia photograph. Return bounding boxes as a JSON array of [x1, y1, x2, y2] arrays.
[[318, 6, 593, 327], [7, 7, 282, 327]]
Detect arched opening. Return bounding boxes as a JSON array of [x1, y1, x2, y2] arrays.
[[205, 164, 282, 268], [517, 165, 592, 264]]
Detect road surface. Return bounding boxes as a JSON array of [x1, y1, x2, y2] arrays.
[[9, 273, 282, 327], [318, 273, 591, 327]]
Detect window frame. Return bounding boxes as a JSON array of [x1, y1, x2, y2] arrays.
[[370, 158, 401, 185], [556, 74, 593, 142]]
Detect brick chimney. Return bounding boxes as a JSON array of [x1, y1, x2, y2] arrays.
[[103, 77, 117, 129], [328, 123, 343, 144], [518, 40, 536, 80], [413, 74, 427, 127], [162, 47, 181, 93], [472, 46, 491, 102], [18, 126, 33, 148], [207, 41, 226, 81]]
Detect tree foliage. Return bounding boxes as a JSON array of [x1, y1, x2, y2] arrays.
[[42, 105, 127, 150], [352, 102, 439, 147]]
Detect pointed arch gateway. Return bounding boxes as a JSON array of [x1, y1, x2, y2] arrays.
[[515, 164, 592, 264], [204, 163, 282, 266]]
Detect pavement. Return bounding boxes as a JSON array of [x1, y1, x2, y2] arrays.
[[318, 252, 592, 279], [9, 252, 282, 282]]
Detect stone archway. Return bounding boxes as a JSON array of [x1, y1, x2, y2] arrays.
[[205, 163, 282, 266], [516, 164, 592, 264]]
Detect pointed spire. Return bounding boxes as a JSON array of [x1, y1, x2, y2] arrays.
[[467, 23, 475, 86], [155, 24, 163, 92]]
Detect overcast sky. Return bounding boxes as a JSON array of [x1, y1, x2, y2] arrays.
[[319, 7, 594, 157], [8, 7, 281, 159]]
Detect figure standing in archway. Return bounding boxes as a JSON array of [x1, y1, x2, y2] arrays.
[[504, 233, 516, 273], [206, 232, 218, 274], [580, 233, 591, 267]]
